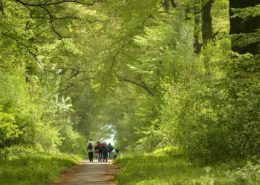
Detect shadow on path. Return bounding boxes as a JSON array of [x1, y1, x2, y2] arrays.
[[53, 160, 117, 185]]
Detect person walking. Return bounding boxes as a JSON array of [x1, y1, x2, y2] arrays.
[[102, 142, 109, 162], [112, 149, 120, 159], [87, 139, 94, 162], [108, 143, 114, 159], [97, 141, 103, 162], [94, 141, 100, 160]]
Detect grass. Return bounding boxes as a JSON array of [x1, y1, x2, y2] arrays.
[[0, 153, 81, 185], [115, 151, 260, 185]]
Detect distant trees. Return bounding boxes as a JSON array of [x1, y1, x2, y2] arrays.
[[0, 0, 259, 162]]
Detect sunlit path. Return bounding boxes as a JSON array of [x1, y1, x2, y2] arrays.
[[53, 160, 117, 185]]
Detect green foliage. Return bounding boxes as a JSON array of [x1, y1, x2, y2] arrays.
[[115, 154, 201, 185], [231, 31, 260, 48], [231, 5, 260, 20], [0, 0, 91, 154], [0, 1, 259, 184], [115, 154, 260, 185], [0, 146, 81, 185], [222, 53, 260, 158], [0, 112, 21, 147], [153, 146, 183, 157], [109, 0, 260, 164]]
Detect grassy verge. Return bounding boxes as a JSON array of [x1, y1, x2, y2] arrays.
[[115, 151, 259, 185], [0, 148, 82, 185]]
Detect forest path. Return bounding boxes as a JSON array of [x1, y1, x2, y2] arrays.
[[52, 160, 117, 185]]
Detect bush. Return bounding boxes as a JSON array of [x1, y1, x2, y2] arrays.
[[0, 112, 21, 147], [153, 146, 183, 157]]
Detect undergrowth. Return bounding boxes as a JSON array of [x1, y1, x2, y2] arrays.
[[115, 148, 260, 185], [0, 146, 82, 185]]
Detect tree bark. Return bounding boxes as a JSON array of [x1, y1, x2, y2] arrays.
[[229, 0, 260, 55], [201, 0, 214, 76], [0, 0, 3, 14], [194, 0, 201, 53], [201, 0, 214, 45]]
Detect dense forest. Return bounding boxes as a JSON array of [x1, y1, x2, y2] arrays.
[[0, 0, 259, 185]]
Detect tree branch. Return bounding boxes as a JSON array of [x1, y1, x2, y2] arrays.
[[117, 75, 155, 96], [60, 77, 92, 93], [2, 32, 40, 64], [110, 39, 132, 69], [212, 28, 221, 40], [38, 5, 72, 57], [39, 6, 63, 39], [16, 0, 101, 7], [27, 15, 93, 23]]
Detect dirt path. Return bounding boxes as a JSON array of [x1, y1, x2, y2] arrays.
[[52, 160, 117, 185]]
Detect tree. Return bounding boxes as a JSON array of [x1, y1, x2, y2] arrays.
[[229, 0, 260, 55], [201, 0, 214, 45], [193, 0, 202, 53]]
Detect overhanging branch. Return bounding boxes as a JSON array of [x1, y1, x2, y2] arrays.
[[16, 0, 101, 7], [117, 75, 155, 96], [28, 15, 94, 23], [2, 32, 39, 63], [39, 5, 63, 39]]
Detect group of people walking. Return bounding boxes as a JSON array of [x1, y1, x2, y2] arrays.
[[86, 139, 119, 162]]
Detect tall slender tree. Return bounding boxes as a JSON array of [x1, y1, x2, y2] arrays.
[[201, 0, 214, 45], [193, 0, 201, 53]]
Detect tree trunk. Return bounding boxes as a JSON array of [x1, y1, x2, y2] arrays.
[[229, 0, 260, 55], [194, 0, 201, 53], [162, 0, 179, 10], [0, 0, 3, 14], [201, 0, 214, 76], [201, 0, 213, 45]]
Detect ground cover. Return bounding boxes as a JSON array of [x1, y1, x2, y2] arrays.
[[0, 147, 81, 185], [115, 150, 259, 185]]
